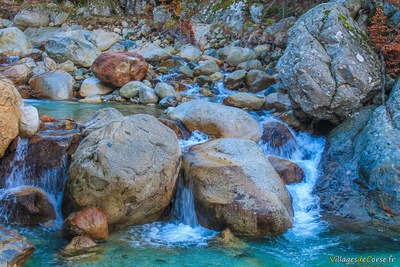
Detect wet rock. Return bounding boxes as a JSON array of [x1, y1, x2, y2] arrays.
[[3, 65, 31, 85], [63, 207, 108, 241], [183, 138, 293, 235], [179, 45, 202, 62], [267, 156, 305, 184], [13, 10, 50, 30], [193, 60, 220, 76], [45, 37, 100, 67], [79, 77, 114, 98], [245, 70, 275, 93], [0, 226, 34, 266], [92, 52, 148, 87], [29, 70, 74, 100], [19, 105, 40, 137], [0, 79, 22, 158], [223, 92, 265, 110], [154, 82, 178, 99], [0, 27, 32, 56], [78, 95, 102, 103], [62, 236, 97, 256], [278, 3, 381, 124], [261, 121, 298, 157], [157, 118, 188, 139], [0, 186, 56, 224], [226, 47, 257, 67], [89, 29, 120, 52], [265, 92, 291, 112], [224, 70, 246, 90], [169, 100, 262, 142], [63, 112, 181, 227]]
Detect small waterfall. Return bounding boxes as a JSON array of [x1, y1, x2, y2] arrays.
[[173, 178, 198, 227]]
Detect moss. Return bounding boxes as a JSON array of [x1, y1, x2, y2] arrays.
[[324, 9, 331, 16], [338, 13, 369, 43]]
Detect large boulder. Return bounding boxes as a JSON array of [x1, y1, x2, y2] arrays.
[[179, 45, 202, 62], [278, 3, 381, 124], [183, 138, 293, 235], [169, 100, 262, 142], [0, 27, 32, 56], [28, 71, 74, 100], [45, 37, 101, 67], [92, 52, 148, 87], [131, 43, 171, 63], [13, 10, 50, 30], [0, 226, 34, 266], [0, 79, 22, 158], [0, 186, 56, 224], [62, 111, 182, 227], [62, 207, 108, 241]]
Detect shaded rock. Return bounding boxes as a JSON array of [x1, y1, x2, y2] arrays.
[[152, 5, 171, 27], [62, 112, 181, 227], [330, 0, 363, 17], [3, 65, 31, 85], [20, 48, 43, 61], [89, 29, 120, 51], [193, 60, 220, 76], [268, 156, 305, 184], [63, 207, 108, 241], [183, 138, 293, 235], [264, 17, 296, 47], [178, 65, 194, 78], [79, 77, 113, 98], [223, 92, 265, 110], [278, 3, 381, 124], [0, 226, 34, 266], [245, 70, 275, 93], [169, 100, 262, 142], [157, 118, 188, 139], [139, 87, 159, 104], [226, 47, 257, 67], [154, 82, 178, 99], [29, 70, 74, 100], [13, 10, 50, 30], [0, 27, 32, 56], [179, 45, 202, 62], [132, 43, 171, 63], [45, 37, 100, 67], [19, 105, 40, 137], [265, 92, 291, 112], [261, 121, 298, 157], [0, 79, 22, 158], [0, 186, 56, 224], [224, 70, 246, 90], [92, 52, 148, 87]]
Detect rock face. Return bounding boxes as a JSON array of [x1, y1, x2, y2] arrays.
[[0, 186, 56, 224], [63, 111, 182, 227], [29, 71, 74, 100], [278, 3, 381, 124], [183, 138, 293, 235], [0, 226, 34, 266], [92, 52, 148, 87], [0, 27, 32, 56], [268, 156, 305, 184], [169, 100, 262, 142], [13, 10, 50, 30], [0, 79, 22, 158], [63, 207, 108, 241], [45, 37, 101, 67]]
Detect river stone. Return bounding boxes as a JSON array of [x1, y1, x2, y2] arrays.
[[79, 77, 113, 98], [0, 186, 56, 224], [262, 121, 298, 157], [169, 100, 262, 142], [264, 17, 296, 47], [131, 43, 171, 63], [13, 10, 50, 30], [265, 92, 291, 112], [278, 3, 381, 124], [0, 79, 22, 158], [154, 82, 178, 99], [63, 112, 181, 227], [53, 12, 69, 26], [139, 87, 159, 104], [179, 45, 202, 62], [267, 156, 305, 184], [63, 207, 109, 241], [19, 105, 40, 137], [82, 108, 124, 136], [120, 81, 148, 99], [3, 64, 31, 85], [226, 47, 257, 67], [183, 138, 293, 235], [29, 70, 74, 100], [45, 37, 101, 67], [62, 236, 97, 256], [0, 27, 32, 56], [193, 60, 220, 76], [224, 70, 246, 90], [89, 29, 120, 52], [245, 70, 275, 93], [92, 52, 148, 87], [223, 92, 265, 110], [0, 226, 34, 266], [152, 5, 172, 27], [237, 60, 262, 71]]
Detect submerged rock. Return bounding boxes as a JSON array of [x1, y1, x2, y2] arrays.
[[0, 226, 34, 266], [169, 100, 262, 142], [62, 236, 97, 257], [63, 111, 181, 227], [261, 121, 298, 157], [183, 138, 293, 235]]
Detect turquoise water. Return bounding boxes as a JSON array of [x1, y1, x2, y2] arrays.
[[6, 100, 400, 266]]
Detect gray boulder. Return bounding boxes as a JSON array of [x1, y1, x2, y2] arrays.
[[45, 37, 101, 67], [120, 81, 149, 99], [179, 45, 202, 62], [278, 3, 381, 124], [245, 70, 275, 93], [139, 87, 159, 104], [13, 10, 50, 30], [226, 47, 257, 67], [79, 77, 114, 98], [224, 70, 246, 90], [193, 60, 220, 76], [0, 27, 32, 56], [63, 111, 181, 227], [154, 83, 178, 99], [29, 70, 74, 100]]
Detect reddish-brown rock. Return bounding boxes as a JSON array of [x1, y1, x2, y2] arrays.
[[92, 52, 148, 87], [268, 155, 305, 184], [261, 121, 298, 156], [62, 207, 109, 241]]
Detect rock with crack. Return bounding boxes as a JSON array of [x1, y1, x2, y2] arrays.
[[278, 3, 381, 124]]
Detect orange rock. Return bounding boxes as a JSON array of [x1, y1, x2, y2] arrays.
[[268, 155, 305, 184], [62, 207, 109, 241], [40, 115, 58, 122], [92, 52, 148, 87]]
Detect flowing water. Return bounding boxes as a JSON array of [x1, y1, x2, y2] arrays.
[[1, 96, 399, 266]]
